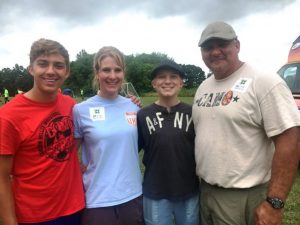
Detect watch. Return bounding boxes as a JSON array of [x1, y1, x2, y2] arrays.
[[266, 196, 285, 209]]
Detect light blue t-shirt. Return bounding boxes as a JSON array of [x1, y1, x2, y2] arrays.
[[73, 95, 142, 208]]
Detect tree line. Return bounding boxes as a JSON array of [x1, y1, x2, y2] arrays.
[[0, 50, 206, 97]]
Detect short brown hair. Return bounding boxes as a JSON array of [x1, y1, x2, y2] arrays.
[[29, 38, 70, 70]]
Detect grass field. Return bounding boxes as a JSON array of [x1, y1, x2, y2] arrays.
[[0, 96, 299, 224], [284, 172, 300, 225]]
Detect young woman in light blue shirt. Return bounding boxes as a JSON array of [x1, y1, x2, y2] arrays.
[[73, 46, 144, 225]]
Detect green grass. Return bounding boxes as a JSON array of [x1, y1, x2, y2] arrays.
[[284, 172, 300, 225], [0, 96, 299, 224]]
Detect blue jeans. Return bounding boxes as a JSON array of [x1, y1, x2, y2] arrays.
[[143, 194, 200, 225]]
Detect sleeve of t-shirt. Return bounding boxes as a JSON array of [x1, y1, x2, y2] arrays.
[[0, 118, 21, 155], [260, 82, 300, 137]]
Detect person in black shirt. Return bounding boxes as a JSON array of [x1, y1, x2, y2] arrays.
[[137, 60, 200, 225]]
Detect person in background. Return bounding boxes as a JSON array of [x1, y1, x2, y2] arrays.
[[193, 21, 300, 225], [73, 46, 144, 225], [0, 38, 85, 225], [80, 89, 84, 100], [63, 88, 74, 97], [137, 60, 200, 225], [4, 88, 9, 104]]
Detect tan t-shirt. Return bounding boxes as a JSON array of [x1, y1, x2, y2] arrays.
[[192, 63, 300, 188]]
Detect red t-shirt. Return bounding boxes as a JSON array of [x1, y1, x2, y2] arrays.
[[0, 93, 85, 223]]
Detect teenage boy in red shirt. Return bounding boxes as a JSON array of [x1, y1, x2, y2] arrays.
[[0, 38, 85, 225]]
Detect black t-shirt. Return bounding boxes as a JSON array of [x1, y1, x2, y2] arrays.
[[137, 102, 199, 200]]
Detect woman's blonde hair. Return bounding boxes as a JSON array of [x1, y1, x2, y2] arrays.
[[92, 46, 125, 91]]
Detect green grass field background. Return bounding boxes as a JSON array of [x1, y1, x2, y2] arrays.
[[0, 96, 299, 224]]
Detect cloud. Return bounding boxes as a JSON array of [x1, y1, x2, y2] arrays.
[[0, 0, 296, 33], [143, 0, 296, 23], [0, 0, 299, 72]]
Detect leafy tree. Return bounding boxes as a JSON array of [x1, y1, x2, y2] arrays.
[[181, 64, 206, 88], [14, 64, 33, 92], [125, 61, 153, 94], [66, 50, 94, 96], [0, 64, 32, 96], [0, 50, 207, 98], [125, 53, 171, 94]]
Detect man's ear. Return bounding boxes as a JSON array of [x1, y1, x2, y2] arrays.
[[27, 65, 34, 76], [234, 39, 241, 53]]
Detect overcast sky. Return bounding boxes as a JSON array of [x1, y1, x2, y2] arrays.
[[0, 0, 299, 74]]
